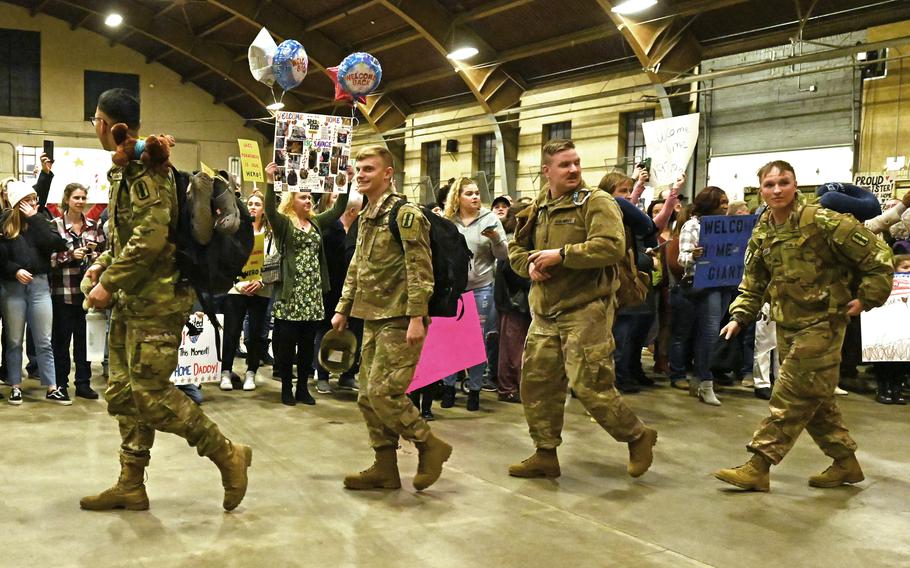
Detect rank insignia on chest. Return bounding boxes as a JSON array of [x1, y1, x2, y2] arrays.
[[851, 232, 869, 247]]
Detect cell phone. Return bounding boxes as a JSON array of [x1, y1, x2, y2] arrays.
[[43, 140, 54, 162], [637, 157, 651, 172]]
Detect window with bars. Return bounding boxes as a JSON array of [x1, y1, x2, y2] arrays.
[[474, 133, 496, 191], [623, 109, 655, 174], [543, 121, 572, 144], [421, 141, 441, 191], [0, 28, 41, 118], [17, 146, 40, 184]]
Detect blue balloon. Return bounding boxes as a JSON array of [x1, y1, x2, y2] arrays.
[[272, 40, 308, 91], [337, 52, 382, 97]]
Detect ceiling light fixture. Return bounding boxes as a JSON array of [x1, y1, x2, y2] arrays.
[[104, 13, 123, 27], [266, 101, 285, 111], [447, 46, 479, 61], [611, 0, 658, 15]]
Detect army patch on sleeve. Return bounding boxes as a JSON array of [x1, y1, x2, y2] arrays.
[[397, 206, 421, 241], [131, 176, 160, 207], [851, 232, 869, 247]]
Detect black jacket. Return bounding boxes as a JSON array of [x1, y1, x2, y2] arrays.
[[0, 212, 67, 280]]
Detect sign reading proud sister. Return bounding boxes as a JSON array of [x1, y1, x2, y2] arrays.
[[694, 214, 758, 289]]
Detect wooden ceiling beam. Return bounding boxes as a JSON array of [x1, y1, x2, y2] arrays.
[[304, 0, 379, 32]]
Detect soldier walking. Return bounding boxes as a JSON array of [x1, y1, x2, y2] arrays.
[[507, 139, 657, 479], [716, 160, 893, 491], [331, 145, 452, 491], [81, 89, 251, 512]]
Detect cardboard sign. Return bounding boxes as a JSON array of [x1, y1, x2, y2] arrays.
[[47, 147, 112, 204], [408, 293, 487, 393], [272, 112, 353, 193], [170, 314, 222, 385], [240, 232, 265, 281], [642, 113, 700, 187], [237, 139, 265, 183], [861, 273, 910, 362], [693, 214, 758, 289], [853, 173, 895, 205]]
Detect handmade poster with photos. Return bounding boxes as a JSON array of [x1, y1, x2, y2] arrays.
[[273, 112, 353, 193]]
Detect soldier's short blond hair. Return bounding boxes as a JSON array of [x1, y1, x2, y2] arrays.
[[354, 145, 394, 169], [757, 160, 796, 183], [542, 139, 576, 164]]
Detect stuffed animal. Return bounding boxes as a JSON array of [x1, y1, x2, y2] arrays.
[[111, 123, 173, 176]]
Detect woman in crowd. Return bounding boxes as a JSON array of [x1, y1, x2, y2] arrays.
[[312, 191, 351, 395], [440, 177, 508, 411], [665, 203, 694, 390], [677, 186, 730, 406], [494, 202, 531, 403], [220, 190, 272, 393], [49, 183, 106, 400], [264, 162, 349, 406], [0, 181, 68, 405]]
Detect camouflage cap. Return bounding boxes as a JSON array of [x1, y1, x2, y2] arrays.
[[318, 329, 358, 374]]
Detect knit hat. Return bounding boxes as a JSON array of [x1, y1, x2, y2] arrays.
[[6, 181, 36, 208]]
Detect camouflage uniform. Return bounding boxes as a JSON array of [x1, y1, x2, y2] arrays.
[[509, 184, 647, 449], [729, 204, 893, 464], [95, 161, 230, 467], [336, 189, 434, 449]]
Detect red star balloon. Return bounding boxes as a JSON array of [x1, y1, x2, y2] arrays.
[[328, 66, 365, 105]]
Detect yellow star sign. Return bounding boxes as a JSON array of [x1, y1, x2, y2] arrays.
[[74, 158, 84, 167]]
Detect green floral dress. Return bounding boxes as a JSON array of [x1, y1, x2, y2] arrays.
[[271, 226, 324, 321]]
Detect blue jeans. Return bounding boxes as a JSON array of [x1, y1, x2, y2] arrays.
[[693, 289, 732, 382], [443, 283, 497, 392], [2, 275, 56, 387], [668, 286, 696, 381], [613, 312, 653, 387]]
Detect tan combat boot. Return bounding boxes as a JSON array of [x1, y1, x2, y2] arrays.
[[714, 454, 771, 492], [508, 448, 561, 478], [628, 427, 658, 478], [413, 432, 453, 490], [809, 454, 865, 488], [343, 447, 402, 490], [80, 459, 150, 511], [209, 442, 253, 511]]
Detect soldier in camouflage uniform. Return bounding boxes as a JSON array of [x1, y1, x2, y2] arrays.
[[716, 160, 893, 491], [507, 139, 657, 479], [80, 89, 251, 512], [331, 145, 452, 491]]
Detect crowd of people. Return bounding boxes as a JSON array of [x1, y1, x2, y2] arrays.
[[1, 88, 907, 507], [3, 145, 909, 415]]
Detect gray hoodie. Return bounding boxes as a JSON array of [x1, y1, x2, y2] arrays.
[[454, 207, 509, 290]]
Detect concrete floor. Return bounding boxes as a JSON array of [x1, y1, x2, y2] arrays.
[[1, 364, 908, 568]]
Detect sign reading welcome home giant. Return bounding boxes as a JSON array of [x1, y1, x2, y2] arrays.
[[693, 214, 758, 289]]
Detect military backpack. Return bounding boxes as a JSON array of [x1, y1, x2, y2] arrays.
[[388, 197, 474, 318], [613, 224, 651, 309]]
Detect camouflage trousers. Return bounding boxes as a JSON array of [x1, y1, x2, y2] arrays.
[[357, 317, 432, 450], [748, 319, 857, 464], [521, 299, 646, 449], [105, 311, 228, 466]]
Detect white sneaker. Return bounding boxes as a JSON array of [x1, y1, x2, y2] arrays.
[[243, 370, 256, 391], [220, 371, 233, 391]]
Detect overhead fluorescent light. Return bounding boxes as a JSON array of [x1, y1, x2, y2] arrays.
[[104, 13, 123, 27], [447, 47, 479, 61], [612, 0, 658, 15], [266, 101, 285, 111]]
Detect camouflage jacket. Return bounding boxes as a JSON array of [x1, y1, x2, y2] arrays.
[[729, 204, 893, 329], [509, 182, 626, 318], [336, 189, 433, 320], [95, 160, 193, 317]]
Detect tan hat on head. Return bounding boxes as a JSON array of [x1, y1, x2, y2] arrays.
[[6, 181, 37, 208], [318, 328, 358, 375]]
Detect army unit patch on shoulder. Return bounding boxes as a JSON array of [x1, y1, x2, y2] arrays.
[[397, 205, 421, 241], [131, 176, 160, 207], [851, 232, 869, 247]]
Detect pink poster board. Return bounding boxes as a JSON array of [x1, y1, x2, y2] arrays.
[[408, 292, 487, 393]]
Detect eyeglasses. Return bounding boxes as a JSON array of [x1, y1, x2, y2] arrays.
[[89, 116, 106, 127]]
